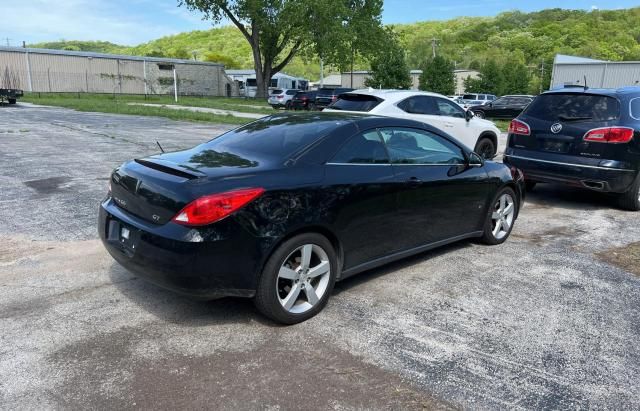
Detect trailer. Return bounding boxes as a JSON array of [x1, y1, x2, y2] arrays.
[[1, 66, 23, 104]]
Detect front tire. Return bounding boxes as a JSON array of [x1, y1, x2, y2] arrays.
[[8, 98, 16, 104], [254, 233, 337, 324], [474, 110, 485, 119], [475, 137, 496, 160], [480, 187, 517, 245], [617, 175, 640, 211]]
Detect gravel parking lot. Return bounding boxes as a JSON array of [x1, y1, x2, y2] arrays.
[[1, 104, 639, 409]]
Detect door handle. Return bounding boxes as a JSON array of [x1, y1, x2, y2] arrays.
[[407, 177, 422, 187]]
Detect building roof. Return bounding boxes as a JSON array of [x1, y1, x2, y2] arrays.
[[554, 54, 605, 64], [0, 46, 223, 67], [224, 69, 306, 80]]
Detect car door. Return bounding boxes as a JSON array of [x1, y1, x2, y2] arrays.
[[487, 97, 510, 117], [433, 97, 479, 150], [324, 129, 400, 269], [378, 127, 491, 250]]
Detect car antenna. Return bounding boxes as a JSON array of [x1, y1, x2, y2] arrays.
[[156, 141, 165, 153], [583, 75, 588, 90]]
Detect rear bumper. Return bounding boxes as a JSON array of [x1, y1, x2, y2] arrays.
[[503, 151, 638, 193], [98, 198, 261, 299]]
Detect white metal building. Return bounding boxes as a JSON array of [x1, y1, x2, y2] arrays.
[[0, 46, 238, 96], [551, 54, 640, 89]]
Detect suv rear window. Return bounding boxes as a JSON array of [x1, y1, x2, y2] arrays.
[[271, 89, 283, 95], [330, 94, 382, 112], [524, 93, 620, 121]]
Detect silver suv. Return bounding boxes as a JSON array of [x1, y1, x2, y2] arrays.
[[268, 89, 300, 109], [460, 93, 497, 108]]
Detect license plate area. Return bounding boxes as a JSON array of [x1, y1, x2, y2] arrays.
[[542, 140, 570, 153], [107, 219, 139, 256]]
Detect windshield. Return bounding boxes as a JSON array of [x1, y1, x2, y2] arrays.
[[524, 93, 619, 121]]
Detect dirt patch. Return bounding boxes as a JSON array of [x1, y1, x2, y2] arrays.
[[23, 176, 70, 194], [597, 242, 640, 276], [49, 327, 455, 410], [511, 226, 575, 246]]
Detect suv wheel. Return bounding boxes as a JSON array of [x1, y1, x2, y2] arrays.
[[254, 233, 337, 324], [617, 175, 640, 211], [475, 137, 496, 160], [285, 101, 292, 110], [474, 110, 485, 119]]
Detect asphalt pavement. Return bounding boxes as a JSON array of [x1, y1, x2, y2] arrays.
[[1, 103, 639, 409]]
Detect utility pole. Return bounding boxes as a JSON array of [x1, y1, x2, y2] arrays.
[[539, 60, 545, 94], [319, 57, 324, 88], [430, 38, 439, 58], [5, 38, 11, 47]]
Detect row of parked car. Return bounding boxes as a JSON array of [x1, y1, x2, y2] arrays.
[[268, 88, 356, 111]]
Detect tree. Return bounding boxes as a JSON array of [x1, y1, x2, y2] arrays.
[[502, 62, 530, 94], [463, 60, 504, 95], [203, 52, 241, 68], [364, 33, 411, 89], [179, 0, 385, 97], [418, 55, 455, 95]]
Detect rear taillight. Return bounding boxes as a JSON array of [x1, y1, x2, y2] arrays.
[[277, 95, 284, 99], [173, 188, 265, 226], [583, 127, 634, 143], [508, 119, 530, 136]]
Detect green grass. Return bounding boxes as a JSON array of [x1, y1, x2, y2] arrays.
[[493, 120, 510, 133], [21, 93, 259, 125]]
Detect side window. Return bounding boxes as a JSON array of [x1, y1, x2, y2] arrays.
[[330, 131, 389, 164], [435, 98, 465, 118], [397, 96, 438, 115], [286, 90, 297, 95], [630, 98, 640, 120], [378, 128, 465, 165]]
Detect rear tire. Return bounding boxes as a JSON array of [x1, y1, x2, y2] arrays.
[[475, 137, 496, 160], [474, 110, 485, 119], [254, 233, 337, 324], [480, 187, 517, 245], [8, 99, 16, 104], [285, 101, 292, 110], [617, 175, 640, 211]]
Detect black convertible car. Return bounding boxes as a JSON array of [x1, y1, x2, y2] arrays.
[[99, 113, 524, 324]]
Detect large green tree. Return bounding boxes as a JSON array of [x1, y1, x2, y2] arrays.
[[364, 33, 411, 89], [179, 0, 384, 97], [418, 55, 455, 95]]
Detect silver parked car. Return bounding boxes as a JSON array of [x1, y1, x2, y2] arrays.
[[459, 93, 497, 108], [268, 89, 300, 109]]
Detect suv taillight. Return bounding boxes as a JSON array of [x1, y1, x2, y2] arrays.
[[583, 127, 634, 143], [173, 188, 265, 226], [508, 119, 530, 136]]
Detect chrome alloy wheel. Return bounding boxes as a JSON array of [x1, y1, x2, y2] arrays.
[[491, 193, 515, 240], [276, 244, 331, 314]]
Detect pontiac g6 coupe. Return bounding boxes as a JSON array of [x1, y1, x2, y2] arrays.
[[99, 113, 523, 324]]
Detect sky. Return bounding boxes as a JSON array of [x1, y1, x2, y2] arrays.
[[1, 0, 638, 47]]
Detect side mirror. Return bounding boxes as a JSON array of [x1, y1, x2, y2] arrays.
[[468, 152, 484, 167], [465, 109, 474, 122]]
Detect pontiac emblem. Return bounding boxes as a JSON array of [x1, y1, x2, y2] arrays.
[[550, 123, 563, 134]]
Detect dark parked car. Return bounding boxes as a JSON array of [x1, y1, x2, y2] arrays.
[[99, 113, 523, 324], [290, 91, 317, 110], [471, 95, 535, 119], [503, 86, 640, 210], [315, 87, 354, 109]]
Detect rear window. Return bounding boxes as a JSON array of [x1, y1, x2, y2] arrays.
[[330, 94, 381, 112], [271, 89, 283, 95], [286, 90, 298, 95], [317, 88, 335, 95], [630, 98, 640, 120], [524, 93, 620, 121], [202, 116, 343, 159], [462, 94, 478, 100]]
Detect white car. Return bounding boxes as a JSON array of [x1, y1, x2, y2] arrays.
[[324, 89, 501, 158]]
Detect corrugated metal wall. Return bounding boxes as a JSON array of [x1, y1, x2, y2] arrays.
[[552, 62, 640, 89], [0, 48, 236, 96]]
